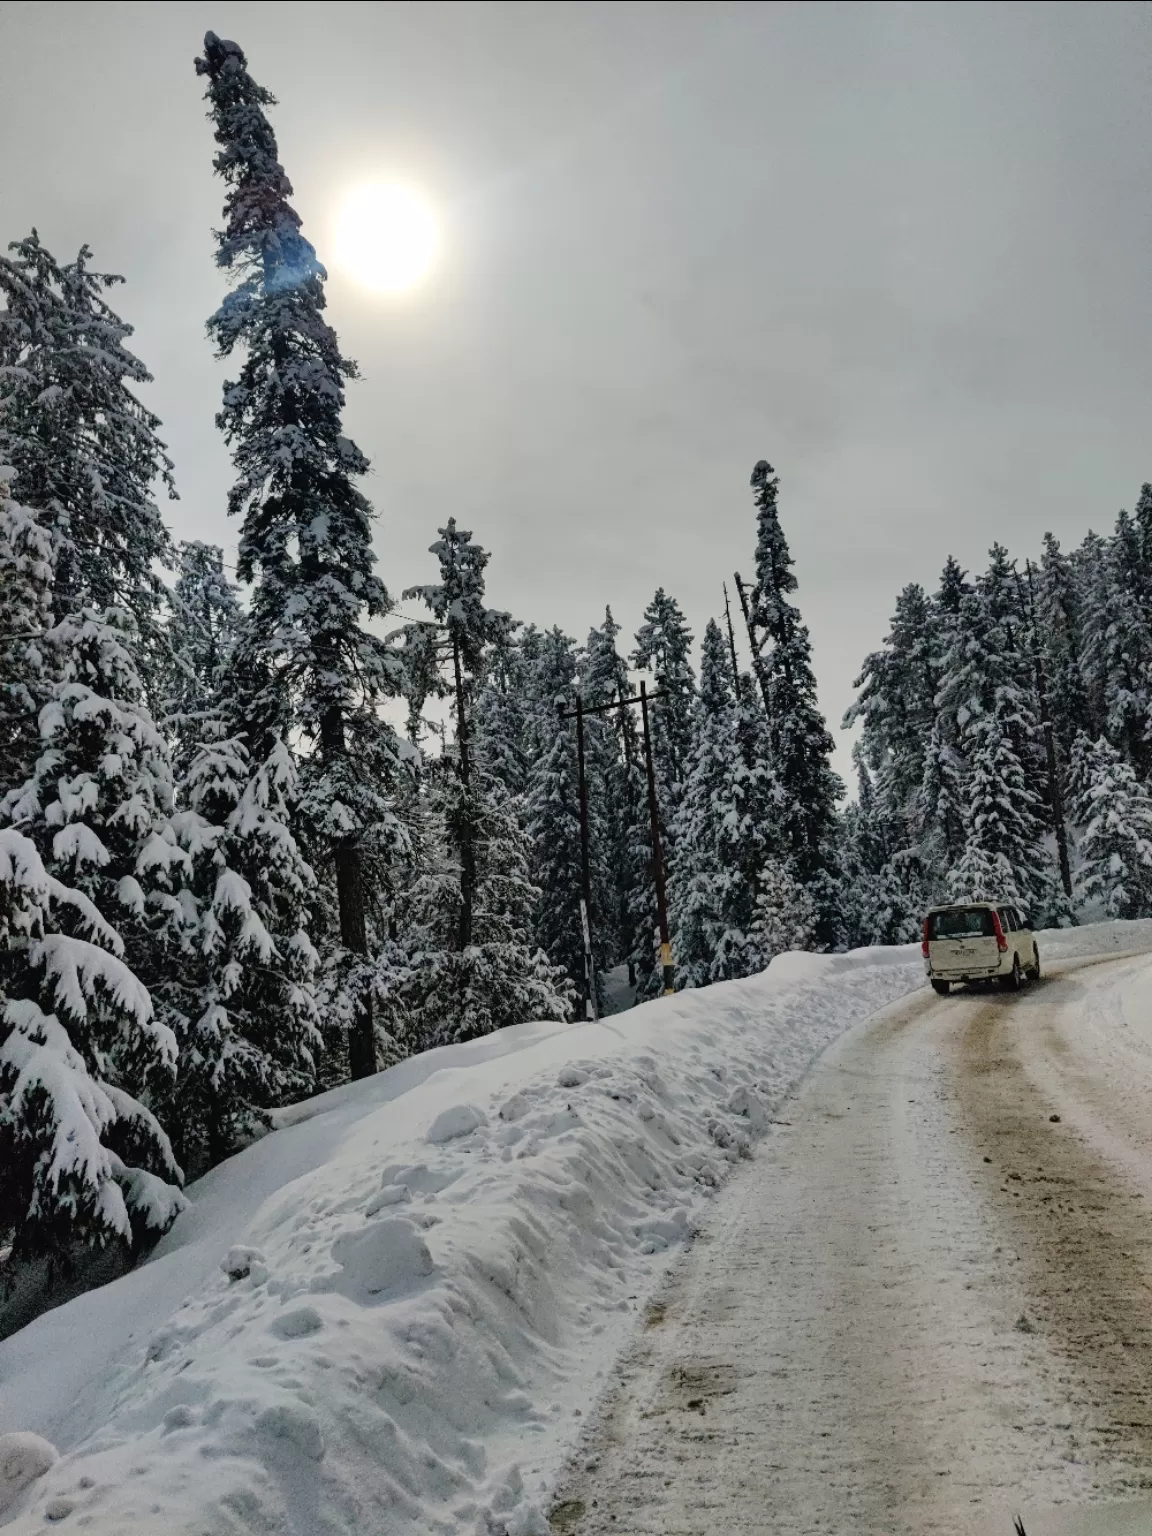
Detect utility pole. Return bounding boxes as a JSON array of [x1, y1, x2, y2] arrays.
[[573, 695, 598, 1021], [722, 581, 744, 702], [734, 571, 771, 716], [1017, 561, 1073, 899], [451, 636, 476, 949], [640, 681, 674, 996]]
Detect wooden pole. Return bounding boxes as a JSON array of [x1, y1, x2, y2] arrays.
[[722, 581, 743, 703], [452, 636, 476, 949], [573, 694, 598, 1021], [1019, 562, 1073, 899], [734, 571, 771, 716], [640, 681, 674, 995]]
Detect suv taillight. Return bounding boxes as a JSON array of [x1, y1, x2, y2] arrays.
[[922, 918, 931, 958], [991, 910, 1009, 952]]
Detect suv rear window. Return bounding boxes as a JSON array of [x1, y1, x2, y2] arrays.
[[928, 908, 996, 939]]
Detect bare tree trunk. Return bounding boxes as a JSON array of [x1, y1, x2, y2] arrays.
[[452, 638, 475, 951], [321, 705, 375, 1079]]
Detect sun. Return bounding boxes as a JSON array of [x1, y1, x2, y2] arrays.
[[334, 183, 439, 294]]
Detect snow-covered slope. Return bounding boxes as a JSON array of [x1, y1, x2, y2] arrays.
[[0, 923, 1145, 1535]]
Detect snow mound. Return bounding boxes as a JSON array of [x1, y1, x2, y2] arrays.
[[0, 939, 994, 1535], [426, 1102, 487, 1143], [330, 1217, 435, 1301], [0, 1432, 57, 1518]]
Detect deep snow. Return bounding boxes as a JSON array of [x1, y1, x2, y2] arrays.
[[1, 922, 1147, 1535]]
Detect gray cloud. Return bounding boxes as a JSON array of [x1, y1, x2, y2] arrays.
[[2, 0, 1149, 784]]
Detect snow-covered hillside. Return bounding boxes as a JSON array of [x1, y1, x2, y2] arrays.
[[2, 922, 1148, 1536]]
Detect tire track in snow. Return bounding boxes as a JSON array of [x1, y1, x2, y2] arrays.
[[953, 963, 1152, 1494], [552, 958, 1152, 1536]]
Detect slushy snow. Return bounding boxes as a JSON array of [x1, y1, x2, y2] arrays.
[[1, 923, 1143, 1534]]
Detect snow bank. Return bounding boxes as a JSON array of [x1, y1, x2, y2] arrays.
[[0, 945, 919, 1533], [4, 925, 1142, 1535]]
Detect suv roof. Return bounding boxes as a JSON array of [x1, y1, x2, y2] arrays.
[[926, 901, 1014, 913]]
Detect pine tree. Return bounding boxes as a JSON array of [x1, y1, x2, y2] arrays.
[[632, 589, 696, 822], [749, 856, 818, 964], [579, 608, 654, 994], [1135, 483, 1152, 612], [473, 628, 532, 799], [948, 714, 1047, 912], [0, 475, 54, 799], [912, 556, 972, 888], [165, 541, 244, 776], [524, 629, 589, 1012], [577, 610, 632, 970], [936, 551, 1053, 914], [745, 461, 842, 889], [845, 582, 937, 854], [402, 519, 512, 948], [0, 234, 176, 684], [195, 32, 406, 1080], [838, 750, 925, 947], [2, 606, 192, 1040], [1072, 736, 1152, 919], [1079, 517, 1152, 777], [0, 830, 184, 1266], [398, 770, 572, 1048], [1036, 532, 1093, 759], [669, 619, 752, 986], [396, 520, 572, 1037], [161, 735, 320, 1174]]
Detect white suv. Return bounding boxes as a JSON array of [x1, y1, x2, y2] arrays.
[[922, 902, 1040, 996]]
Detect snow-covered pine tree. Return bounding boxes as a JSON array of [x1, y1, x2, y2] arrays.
[[631, 589, 696, 826], [1135, 482, 1152, 612], [524, 629, 591, 1012], [948, 715, 1047, 911], [911, 556, 972, 891], [473, 627, 532, 799], [745, 461, 842, 895], [165, 541, 244, 777], [196, 33, 406, 1079], [940, 568, 1050, 913], [1078, 517, 1152, 778], [1071, 736, 1152, 919], [1035, 532, 1093, 760], [2, 606, 192, 1062], [163, 734, 320, 1174], [396, 519, 571, 1038], [397, 767, 572, 1049], [0, 829, 185, 1268], [0, 473, 54, 801], [580, 608, 653, 996], [669, 618, 752, 987], [576, 609, 634, 971], [748, 855, 817, 965], [837, 748, 924, 947], [844, 582, 937, 858], [0, 234, 176, 692], [402, 519, 512, 949]]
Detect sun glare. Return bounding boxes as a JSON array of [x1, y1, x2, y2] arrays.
[[334, 183, 439, 294]]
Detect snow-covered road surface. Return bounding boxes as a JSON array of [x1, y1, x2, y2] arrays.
[[554, 952, 1152, 1536]]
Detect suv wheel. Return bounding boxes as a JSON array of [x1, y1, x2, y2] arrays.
[[1030, 946, 1041, 980], [1001, 955, 1023, 992]]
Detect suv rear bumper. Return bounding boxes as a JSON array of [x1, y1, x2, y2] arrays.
[[925, 961, 1004, 981]]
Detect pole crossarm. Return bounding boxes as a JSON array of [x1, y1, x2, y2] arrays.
[[557, 689, 668, 721]]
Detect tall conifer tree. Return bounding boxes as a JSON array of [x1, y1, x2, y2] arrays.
[[195, 32, 405, 1078], [745, 461, 841, 886]]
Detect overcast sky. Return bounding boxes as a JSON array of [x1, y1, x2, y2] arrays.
[[2, 0, 1150, 787]]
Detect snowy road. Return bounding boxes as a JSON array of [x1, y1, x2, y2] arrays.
[[553, 954, 1152, 1536]]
